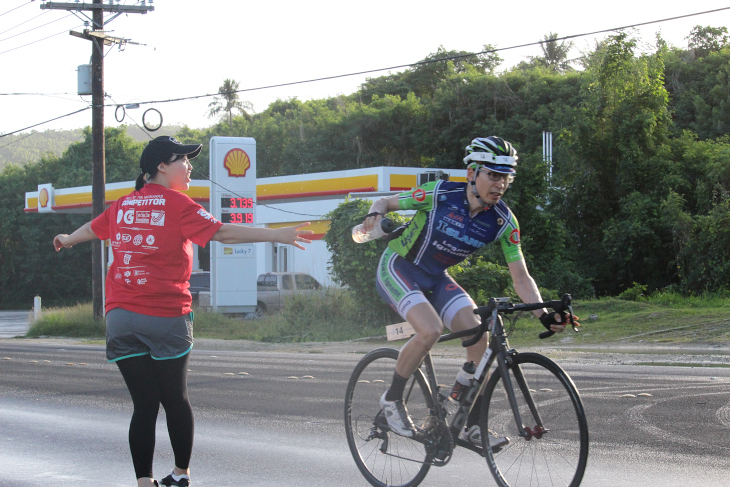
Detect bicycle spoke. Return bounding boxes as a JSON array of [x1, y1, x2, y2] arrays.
[[345, 348, 433, 487]]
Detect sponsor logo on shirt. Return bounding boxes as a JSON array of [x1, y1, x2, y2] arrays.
[[146, 235, 155, 246], [509, 229, 520, 245], [137, 278, 147, 285], [133, 235, 143, 246], [133, 270, 147, 276], [114, 273, 122, 280], [497, 218, 504, 226], [115, 233, 121, 241], [123, 254, 131, 265], [123, 209, 135, 224], [135, 211, 150, 224], [125, 279, 131, 284], [150, 210, 165, 226], [121, 234, 131, 243], [122, 198, 166, 206], [116, 210, 124, 223], [197, 209, 216, 222], [413, 188, 426, 202]]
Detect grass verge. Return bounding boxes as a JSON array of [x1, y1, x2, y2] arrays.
[[22, 293, 730, 347], [26, 303, 105, 338]]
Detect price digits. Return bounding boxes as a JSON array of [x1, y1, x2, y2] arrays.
[[222, 213, 254, 224], [222, 197, 254, 209]]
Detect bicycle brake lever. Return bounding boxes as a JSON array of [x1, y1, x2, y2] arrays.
[[568, 305, 579, 332]]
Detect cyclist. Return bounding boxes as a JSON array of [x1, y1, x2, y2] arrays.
[[360, 136, 577, 449]]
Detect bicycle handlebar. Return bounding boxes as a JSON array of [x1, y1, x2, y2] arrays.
[[464, 293, 576, 346]]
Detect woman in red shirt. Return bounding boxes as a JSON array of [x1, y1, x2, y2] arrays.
[[54, 136, 312, 487]]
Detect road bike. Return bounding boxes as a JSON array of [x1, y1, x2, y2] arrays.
[[344, 294, 588, 487]]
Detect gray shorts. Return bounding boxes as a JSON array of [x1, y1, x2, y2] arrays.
[[105, 307, 193, 362]]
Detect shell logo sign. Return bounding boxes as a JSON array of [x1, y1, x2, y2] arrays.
[[223, 148, 251, 178], [39, 188, 49, 208]]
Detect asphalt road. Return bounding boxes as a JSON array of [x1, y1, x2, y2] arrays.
[[0, 311, 30, 338], [1, 341, 729, 486]]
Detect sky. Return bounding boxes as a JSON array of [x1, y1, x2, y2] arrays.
[[2, 0, 730, 137]]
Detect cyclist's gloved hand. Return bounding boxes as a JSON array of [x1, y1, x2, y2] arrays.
[[539, 312, 566, 332]]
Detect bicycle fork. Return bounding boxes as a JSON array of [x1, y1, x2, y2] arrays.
[[495, 352, 548, 440]]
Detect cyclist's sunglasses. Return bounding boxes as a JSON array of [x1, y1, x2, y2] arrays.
[[478, 168, 515, 183]]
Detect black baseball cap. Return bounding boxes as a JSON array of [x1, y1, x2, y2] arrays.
[[140, 136, 203, 172]]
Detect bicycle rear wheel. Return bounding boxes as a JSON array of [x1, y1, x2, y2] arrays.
[[481, 352, 589, 487], [345, 348, 434, 487]]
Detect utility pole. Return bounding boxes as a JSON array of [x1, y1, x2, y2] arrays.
[[40, 1, 154, 319]]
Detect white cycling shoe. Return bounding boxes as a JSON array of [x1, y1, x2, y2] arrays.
[[380, 392, 416, 438]]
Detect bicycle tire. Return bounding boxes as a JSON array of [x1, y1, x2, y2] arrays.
[[345, 348, 434, 487], [481, 352, 589, 487]]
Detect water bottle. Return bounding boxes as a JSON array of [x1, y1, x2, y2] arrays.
[[449, 361, 476, 403], [352, 218, 396, 243]]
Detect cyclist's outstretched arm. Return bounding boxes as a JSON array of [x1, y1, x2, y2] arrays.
[[362, 195, 400, 232]]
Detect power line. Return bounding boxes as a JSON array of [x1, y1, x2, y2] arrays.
[[0, 92, 79, 95], [0, 12, 72, 43], [96, 6, 730, 110], [3, 6, 730, 136], [0, 1, 31, 19], [0, 10, 48, 36], [0, 23, 83, 55], [0, 131, 38, 150], [0, 107, 90, 138]]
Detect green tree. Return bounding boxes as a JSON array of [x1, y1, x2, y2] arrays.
[[528, 32, 575, 73], [558, 32, 673, 294], [687, 25, 729, 57], [322, 198, 404, 323], [207, 79, 254, 125], [0, 127, 143, 308]]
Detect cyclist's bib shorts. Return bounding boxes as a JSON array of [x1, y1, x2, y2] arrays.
[[376, 247, 475, 329], [105, 307, 193, 362]]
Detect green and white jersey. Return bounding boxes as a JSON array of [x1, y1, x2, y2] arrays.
[[387, 180, 523, 275]]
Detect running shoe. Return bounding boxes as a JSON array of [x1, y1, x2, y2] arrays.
[[460, 425, 510, 451], [159, 473, 190, 487], [380, 391, 416, 438]]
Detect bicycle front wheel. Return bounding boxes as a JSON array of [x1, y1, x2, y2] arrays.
[[344, 348, 434, 487], [481, 352, 589, 487]]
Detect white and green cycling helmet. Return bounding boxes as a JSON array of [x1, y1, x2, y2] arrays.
[[464, 136, 518, 208], [463, 136, 518, 174]]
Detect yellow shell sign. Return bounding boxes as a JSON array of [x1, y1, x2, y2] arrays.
[[223, 148, 251, 178], [39, 188, 49, 208]]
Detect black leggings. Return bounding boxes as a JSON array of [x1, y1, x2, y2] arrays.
[[116, 353, 194, 479]]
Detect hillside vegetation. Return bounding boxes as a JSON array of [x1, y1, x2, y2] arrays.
[[2, 27, 730, 310]]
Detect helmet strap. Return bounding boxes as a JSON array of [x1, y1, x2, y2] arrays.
[[470, 179, 492, 210]]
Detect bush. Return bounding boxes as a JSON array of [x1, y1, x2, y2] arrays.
[[281, 288, 388, 341], [322, 198, 404, 323], [448, 256, 514, 304], [618, 282, 647, 301]]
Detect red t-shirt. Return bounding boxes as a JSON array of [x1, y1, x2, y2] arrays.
[[91, 183, 223, 317]]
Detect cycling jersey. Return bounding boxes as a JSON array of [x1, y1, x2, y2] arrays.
[[387, 180, 523, 275]]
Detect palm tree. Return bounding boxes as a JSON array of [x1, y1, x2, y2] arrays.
[[530, 33, 574, 73], [207, 79, 254, 125]]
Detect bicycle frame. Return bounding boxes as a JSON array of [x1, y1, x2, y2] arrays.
[[416, 297, 557, 455]]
